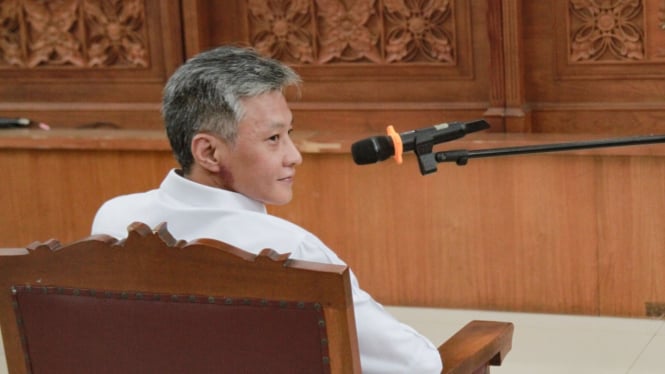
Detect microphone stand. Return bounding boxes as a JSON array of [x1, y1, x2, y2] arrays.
[[414, 133, 665, 175]]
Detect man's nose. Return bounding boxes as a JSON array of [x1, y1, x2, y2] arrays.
[[285, 138, 303, 166]]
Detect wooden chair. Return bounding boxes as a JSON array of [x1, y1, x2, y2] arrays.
[[0, 222, 513, 374]]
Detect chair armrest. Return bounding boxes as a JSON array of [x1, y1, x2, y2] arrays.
[[438, 320, 514, 374], [0, 248, 29, 256]]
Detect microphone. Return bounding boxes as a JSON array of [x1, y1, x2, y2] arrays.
[[351, 119, 490, 165], [0, 117, 30, 128]]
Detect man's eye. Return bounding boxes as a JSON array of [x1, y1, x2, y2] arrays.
[[268, 135, 280, 141]]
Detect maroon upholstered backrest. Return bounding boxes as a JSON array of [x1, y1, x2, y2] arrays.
[[0, 222, 361, 374], [13, 286, 329, 373]]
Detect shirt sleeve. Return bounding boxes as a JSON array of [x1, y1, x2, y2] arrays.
[[294, 235, 443, 374], [349, 270, 443, 374], [90, 201, 131, 239]]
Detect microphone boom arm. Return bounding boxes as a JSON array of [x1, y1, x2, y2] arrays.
[[433, 134, 665, 171]]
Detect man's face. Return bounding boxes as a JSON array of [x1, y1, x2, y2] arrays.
[[217, 90, 302, 205]]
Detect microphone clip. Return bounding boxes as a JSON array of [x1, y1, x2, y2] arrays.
[[413, 132, 439, 175], [412, 120, 490, 175]]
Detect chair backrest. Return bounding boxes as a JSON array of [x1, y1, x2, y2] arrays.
[[0, 222, 361, 374]]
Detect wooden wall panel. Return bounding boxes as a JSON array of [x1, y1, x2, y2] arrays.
[[531, 105, 665, 134], [1, 148, 175, 245], [1, 130, 664, 317], [179, 0, 665, 135], [2, 1, 665, 318], [597, 157, 665, 316], [2, 0, 663, 133], [270, 153, 601, 315], [0, 0, 183, 129], [181, 0, 493, 133], [523, 0, 665, 134]]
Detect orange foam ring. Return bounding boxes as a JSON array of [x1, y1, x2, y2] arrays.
[[386, 125, 403, 164]]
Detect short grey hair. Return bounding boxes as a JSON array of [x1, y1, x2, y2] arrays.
[[162, 45, 301, 174]]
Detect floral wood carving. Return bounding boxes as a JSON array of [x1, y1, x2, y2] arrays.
[[384, 0, 454, 63], [248, 0, 456, 64], [568, 0, 645, 62], [0, 0, 149, 68]]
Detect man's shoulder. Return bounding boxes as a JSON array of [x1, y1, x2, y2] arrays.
[[101, 190, 154, 206], [256, 211, 306, 230], [91, 190, 159, 237], [235, 210, 311, 241]]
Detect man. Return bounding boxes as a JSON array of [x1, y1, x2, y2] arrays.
[[92, 45, 443, 373]]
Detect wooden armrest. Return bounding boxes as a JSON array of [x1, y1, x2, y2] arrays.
[[438, 320, 514, 374], [0, 248, 29, 256]]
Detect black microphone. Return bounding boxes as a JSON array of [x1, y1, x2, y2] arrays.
[[351, 119, 490, 165], [0, 117, 30, 128]]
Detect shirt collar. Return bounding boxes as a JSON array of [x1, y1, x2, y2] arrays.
[[159, 169, 267, 213]]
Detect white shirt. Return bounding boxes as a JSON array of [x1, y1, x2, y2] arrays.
[[92, 169, 443, 373]]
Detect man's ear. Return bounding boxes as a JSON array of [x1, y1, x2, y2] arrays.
[[191, 133, 226, 173]]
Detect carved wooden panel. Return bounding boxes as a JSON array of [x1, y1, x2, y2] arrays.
[[522, 0, 665, 134], [0, 0, 183, 129], [195, 0, 475, 80], [656, 0, 665, 57], [181, 0, 484, 133], [0, 0, 149, 68], [555, 0, 665, 78], [247, 0, 457, 65], [569, 0, 645, 62]]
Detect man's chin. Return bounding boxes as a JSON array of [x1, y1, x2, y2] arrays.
[[261, 193, 293, 206]]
